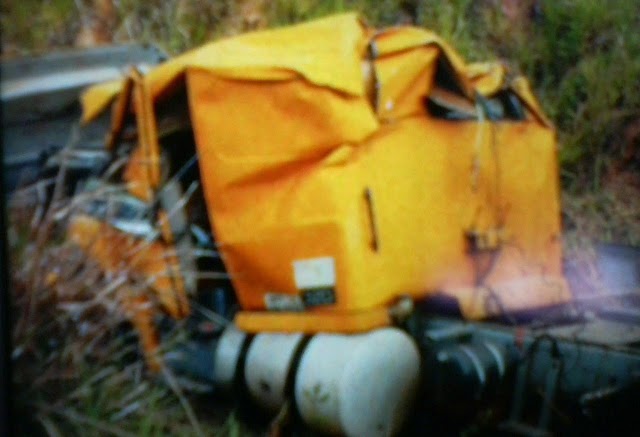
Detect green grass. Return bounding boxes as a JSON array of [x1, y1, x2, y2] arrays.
[[1, 0, 78, 54], [418, 0, 640, 190]]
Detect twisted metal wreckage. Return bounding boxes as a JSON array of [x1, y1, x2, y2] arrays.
[[3, 13, 640, 436]]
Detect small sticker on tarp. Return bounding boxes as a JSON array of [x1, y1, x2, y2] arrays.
[[264, 293, 305, 311]]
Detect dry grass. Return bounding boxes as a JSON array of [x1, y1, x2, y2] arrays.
[[561, 168, 640, 304], [7, 150, 245, 435]]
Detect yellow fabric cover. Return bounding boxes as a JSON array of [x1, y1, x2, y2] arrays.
[[79, 13, 570, 330]]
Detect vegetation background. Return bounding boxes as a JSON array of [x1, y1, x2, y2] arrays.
[[2, 0, 639, 435]]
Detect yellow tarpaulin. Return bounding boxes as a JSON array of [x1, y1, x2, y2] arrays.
[[78, 13, 570, 333]]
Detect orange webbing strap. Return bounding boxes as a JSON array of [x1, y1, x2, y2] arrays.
[[121, 293, 162, 372], [105, 72, 134, 150], [130, 68, 162, 190]]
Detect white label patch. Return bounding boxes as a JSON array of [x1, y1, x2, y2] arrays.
[[293, 257, 336, 290]]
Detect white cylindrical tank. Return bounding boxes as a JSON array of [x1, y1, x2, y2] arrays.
[[244, 332, 304, 412], [213, 325, 247, 390], [212, 326, 420, 436], [294, 328, 421, 436]]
